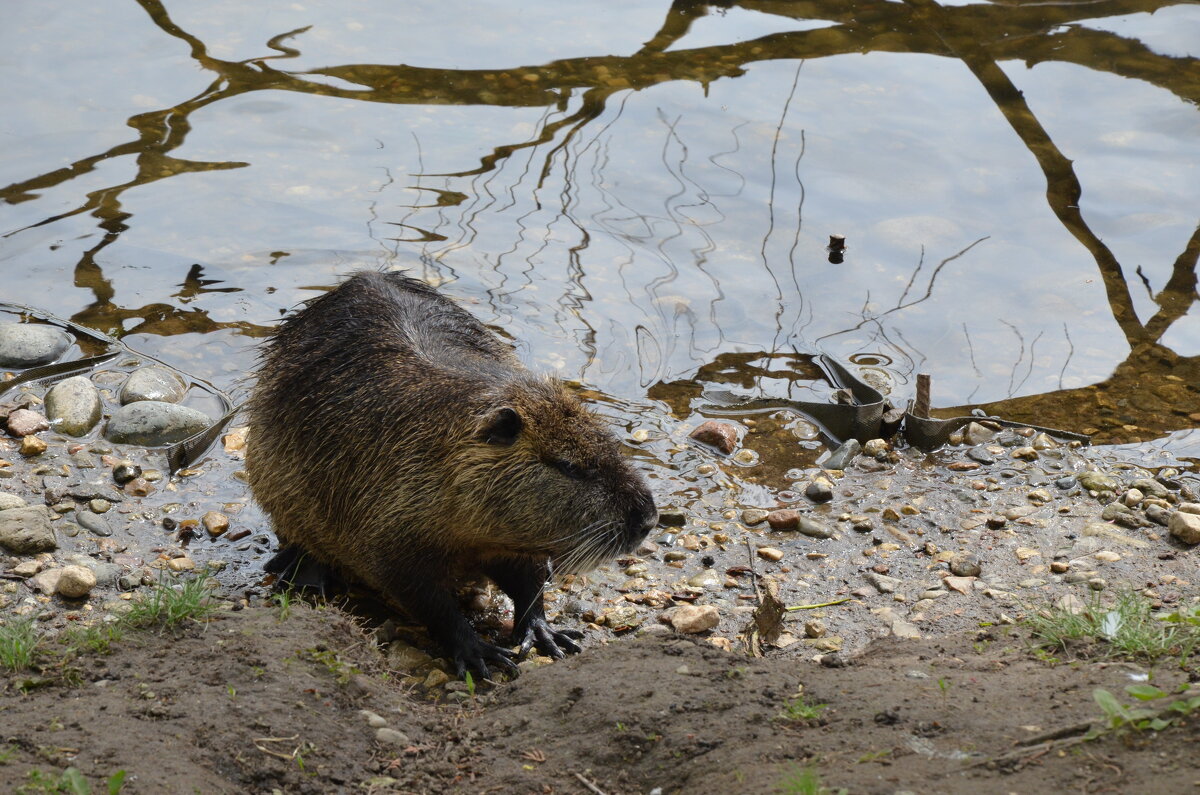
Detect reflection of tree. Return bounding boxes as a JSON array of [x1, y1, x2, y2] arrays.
[[1, 0, 1198, 441]]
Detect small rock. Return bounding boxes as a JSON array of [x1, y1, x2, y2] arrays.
[[669, 605, 720, 634], [105, 401, 212, 446], [1168, 511, 1200, 545], [796, 516, 834, 539], [804, 620, 826, 638], [0, 506, 57, 553], [202, 511, 230, 537], [865, 572, 899, 594], [966, 448, 995, 465], [12, 560, 41, 579], [1077, 470, 1119, 493], [950, 554, 982, 577], [123, 477, 154, 497], [56, 565, 97, 598], [0, 493, 26, 511], [1094, 551, 1121, 563], [119, 366, 187, 405], [756, 547, 784, 562], [1027, 488, 1052, 504], [32, 568, 63, 594], [1131, 478, 1169, 499], [689, 421, 739, 454], [741, 509, 769, 526], [1087, 577, 1107, 591], [76, 510, 113, 537], [359, 710, 388, 729], [1030, 432, 1057, 450], [1054, 475, 1078, 490], [6, 409, 49, 437], [1145, 504, 1171, 526], [823, 439, 861, 470], [1015, 547, 1039, 562], [166, 556, 195, 572], [44, 376, 103, 437], [111, 461, 140, 485], [19, 435, 47, 456], [0, 323, 71, 367], [1056, 594, 1086, 614], [375, 727, 410, 746], [687, 570, 721, 590], [766, 510, 800, 530], [805, 479, 833, 503], [890, 619, 921, 639], [1050, 561, 1070, 573], [863, 438, 889, 457], [1011, 446, 1038, 461], [423, 669, 451, 689], [962, 422, 996, 445], [1123, 488, 1144, 507], [944, 576, 973, 594], [89, 498, 111, 514]]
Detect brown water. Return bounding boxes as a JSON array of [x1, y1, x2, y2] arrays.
[[3, 0, 1200, 486]]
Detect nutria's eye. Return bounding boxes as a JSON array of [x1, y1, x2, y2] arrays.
[[552, 459, 590, 480], [482, 407, 522, 446]]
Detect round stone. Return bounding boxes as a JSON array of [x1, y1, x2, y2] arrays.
[[44, 376, 103, 436], [56, 565, 97, 598], [105, 401, 211, 446], [119, 366, 187, 405], [0, 323, 71, 367]]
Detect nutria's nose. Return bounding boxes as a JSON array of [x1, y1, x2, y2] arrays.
[[625, 492, 657, 543]]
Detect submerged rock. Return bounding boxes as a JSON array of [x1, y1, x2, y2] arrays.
[[45, 376, 103, 436], [120, 366, 187, 405], [824, 439, 861, 470], [689, 420, 739, 454], [0, 323, 71, 367], [105, 401, 211, 446]]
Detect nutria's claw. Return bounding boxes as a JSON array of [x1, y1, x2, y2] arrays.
[[517, 619, 584, 660], [454, 639, 519, 680]]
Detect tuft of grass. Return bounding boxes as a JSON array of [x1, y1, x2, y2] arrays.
[[1091, 683, 1200, 737], [777, 765, 846, 795], [16, 766, 125, 794], [63, 622, 124, 657], [0, 615, 43, 672], [272, 586, 298, 621], [777, 694, 827, 723], [122, 572, 219, 630], [1024, 589, 1200, 666]]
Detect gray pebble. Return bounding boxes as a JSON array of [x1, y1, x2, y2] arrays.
[[375, 728, 411, 747], [823, 439, 861, 470], [796, 515, 834, 539], [76, 510, 113, 537], [950, 555, 982, 577], [967, 448, 995, 465]]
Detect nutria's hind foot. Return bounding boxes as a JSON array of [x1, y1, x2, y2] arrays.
[[265, 545, 342, 598], [516, 619, 583, 660], [452, 632, 521, 680]]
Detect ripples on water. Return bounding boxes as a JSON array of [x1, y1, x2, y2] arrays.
[[3, 0, 1200, 488]]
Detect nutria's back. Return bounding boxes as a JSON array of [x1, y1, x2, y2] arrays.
[[246, 271, 656, 674]]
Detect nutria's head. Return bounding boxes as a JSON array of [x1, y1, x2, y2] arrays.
[[446, 376, 657, 574]]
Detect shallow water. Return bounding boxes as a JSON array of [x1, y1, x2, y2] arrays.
[[3, 0, 1200, 496]]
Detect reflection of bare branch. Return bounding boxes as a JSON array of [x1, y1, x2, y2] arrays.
[[815, 236, 990, 344], [904, 0, 1150, 348], [1145, 222, 1200, 342]]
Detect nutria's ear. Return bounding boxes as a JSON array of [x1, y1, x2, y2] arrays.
[[482, 407, 523, 445]]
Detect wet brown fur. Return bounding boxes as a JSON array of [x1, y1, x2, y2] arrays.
[[246, 271, 656, 671]]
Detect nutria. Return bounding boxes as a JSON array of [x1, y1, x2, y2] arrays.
[[246, 271, 657, 676]]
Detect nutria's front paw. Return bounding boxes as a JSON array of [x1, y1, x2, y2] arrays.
[[516, 618, 584, 660], [453, 637, 519, 679]]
